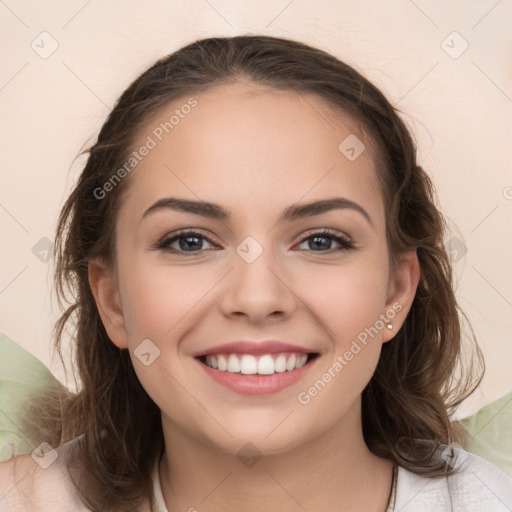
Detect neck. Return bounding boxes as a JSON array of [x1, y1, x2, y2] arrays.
[[158, 401, 393, 512]]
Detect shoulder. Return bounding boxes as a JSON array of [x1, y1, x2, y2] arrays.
[[0, 440, 91, 512], [394, 446, 512, 512], [0, 437, 159, 512]]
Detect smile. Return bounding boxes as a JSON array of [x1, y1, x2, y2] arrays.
[[195, 351, 320, 395], [200, 352, 316, 374]]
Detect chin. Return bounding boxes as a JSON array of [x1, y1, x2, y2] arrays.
[[200, 415, 315, 458]]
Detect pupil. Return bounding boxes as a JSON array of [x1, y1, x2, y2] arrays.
[[311, 236, 330, 250], [181, 236, 201, 251]]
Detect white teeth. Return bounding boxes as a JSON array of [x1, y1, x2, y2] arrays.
[[206, 355, 218, 369], [286, 354, 296, 371], [217, 355, 228, 371], [257, 355, 275, 375], [227, 354, 241, 372], [296, 354, 308, 369], [274, 354, 287, 373], [202, 352, 313, 374], [240, 354, 258, 374]]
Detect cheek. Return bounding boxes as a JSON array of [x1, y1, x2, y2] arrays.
[[301, 259, 389, 343], [295, 265, 388, 419], [119, 259, 212, 342], [115, 260, 206, 411]]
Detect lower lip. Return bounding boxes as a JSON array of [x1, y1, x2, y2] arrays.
[[195, 356, 317, 395]]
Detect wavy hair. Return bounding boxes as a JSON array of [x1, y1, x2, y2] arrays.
[[19, 35, 484, 511]]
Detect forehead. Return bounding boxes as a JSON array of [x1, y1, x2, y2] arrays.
[[118, 81, 384, 228]]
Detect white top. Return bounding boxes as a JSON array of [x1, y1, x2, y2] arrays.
[[1, 439, 511, 511]]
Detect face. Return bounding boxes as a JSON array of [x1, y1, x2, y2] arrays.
[[90, 81, 418, 456]]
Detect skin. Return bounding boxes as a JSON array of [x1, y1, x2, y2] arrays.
[[89, 81, 420, 512]]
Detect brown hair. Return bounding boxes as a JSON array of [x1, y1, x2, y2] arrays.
[[19, 35, 484, 511]]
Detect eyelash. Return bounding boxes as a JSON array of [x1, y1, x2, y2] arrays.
[[154, 229, 356, 256]]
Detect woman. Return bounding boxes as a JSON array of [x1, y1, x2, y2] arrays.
[[1, 35, 510, 512]]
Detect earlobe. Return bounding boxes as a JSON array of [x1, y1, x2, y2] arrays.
[[382, 250, 420, 343], [88, 259, 129, 349]]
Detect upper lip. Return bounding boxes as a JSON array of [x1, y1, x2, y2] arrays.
[[193, 340, 315, 357]]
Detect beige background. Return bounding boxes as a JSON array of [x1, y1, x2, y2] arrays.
[[0, 0, 511, 418]]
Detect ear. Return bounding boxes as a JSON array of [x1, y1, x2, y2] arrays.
[[382, 250, 420, 343], [88, 258, 129, 349]]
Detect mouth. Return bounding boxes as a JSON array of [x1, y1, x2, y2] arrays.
[[196, 352, 320, 375], [194, 351, 320, 395]]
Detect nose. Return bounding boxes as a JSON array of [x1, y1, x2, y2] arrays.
[[219, 241, 297, 324]]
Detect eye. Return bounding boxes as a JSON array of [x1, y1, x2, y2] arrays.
[[155, 230, 217, 255], [154, 228, 356, 256], [295, 229, 356, 253]]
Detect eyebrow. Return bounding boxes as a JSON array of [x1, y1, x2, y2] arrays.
[[141, 196, 373, 227]]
